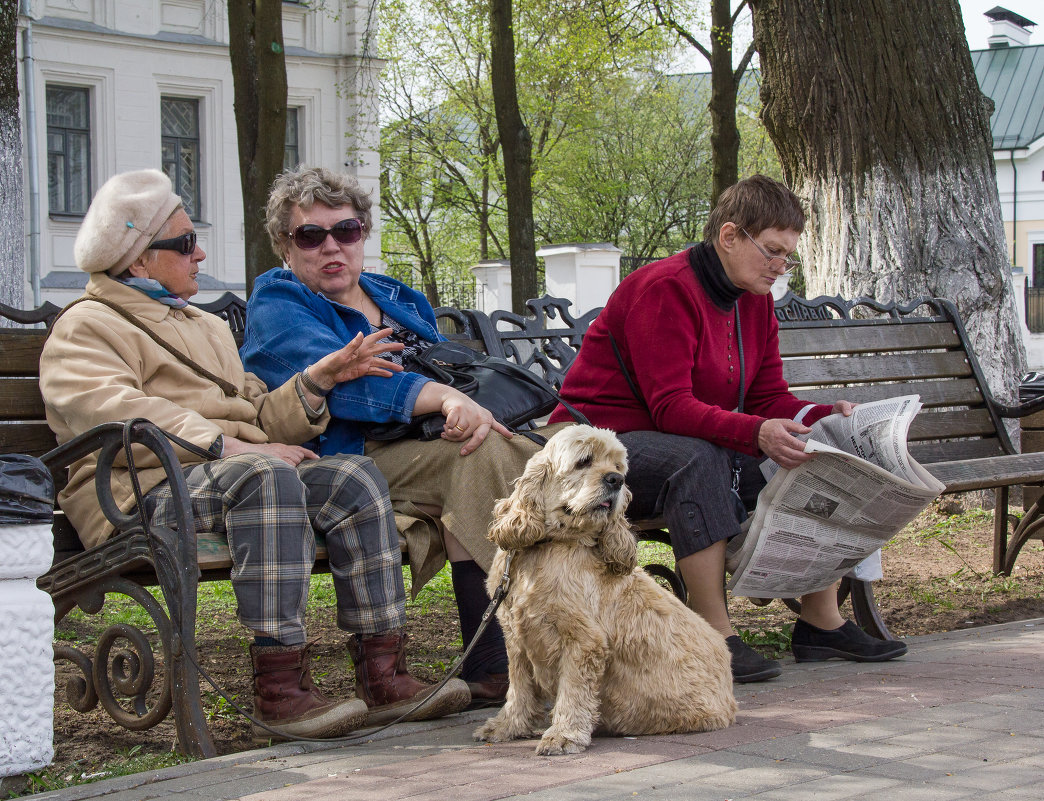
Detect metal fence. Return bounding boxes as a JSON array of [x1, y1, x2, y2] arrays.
[[1027, 286, 1044, 333]]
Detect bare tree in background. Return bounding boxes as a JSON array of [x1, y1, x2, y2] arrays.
[[489, 0, 538, 313], [228, 0, 287, 295], [0, 0, 24, 313], [751, 0, 1023, 400], [650, 0, 755, 206]]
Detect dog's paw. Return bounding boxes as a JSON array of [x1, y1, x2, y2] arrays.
[[535, 728, 589, 755], [473, 717, 521, 743]]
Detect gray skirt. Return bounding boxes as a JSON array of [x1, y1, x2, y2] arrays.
[[366, 422, 572, 591], [618, 430, 765, 560]]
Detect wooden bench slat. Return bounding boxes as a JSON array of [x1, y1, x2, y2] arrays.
[[0, 421, 59, 455], [927, 452, 1044, 493], [778, 321, 960, 357], [0, 380, 48, 418], [911, 437, 1007, 464], [788, 378, 985, 408], [782, 350, 972, 386], [907, 408, 999, 441], [0, 329, 47, 375]]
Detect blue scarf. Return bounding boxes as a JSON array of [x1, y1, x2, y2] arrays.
[[116, 276, 189, 309]]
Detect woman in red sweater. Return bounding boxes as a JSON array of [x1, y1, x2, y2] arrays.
[[550, 175, 908, 681]]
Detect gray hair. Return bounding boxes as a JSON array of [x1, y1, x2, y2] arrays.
[[266, 166, 373, 259]]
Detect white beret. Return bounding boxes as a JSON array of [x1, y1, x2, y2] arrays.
[[74, 169, 183, 274]]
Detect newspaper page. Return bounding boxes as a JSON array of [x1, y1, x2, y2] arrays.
[[726, 395, 945, 597]]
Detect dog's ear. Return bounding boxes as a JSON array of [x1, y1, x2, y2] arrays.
[[487, 454, 551, 550], [597, 486, 637, 574]]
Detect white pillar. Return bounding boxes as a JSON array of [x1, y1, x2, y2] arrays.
[[0, 522, 55, 776], [537, 243, 621, 318], [470, 260, 512, 313]]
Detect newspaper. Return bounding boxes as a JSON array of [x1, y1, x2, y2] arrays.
[[726, 395, 945, 597]]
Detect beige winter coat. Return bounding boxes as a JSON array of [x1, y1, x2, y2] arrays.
[[40, 274, 328, 547]]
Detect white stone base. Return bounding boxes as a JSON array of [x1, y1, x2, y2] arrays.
[[0, 523, 55, 777]]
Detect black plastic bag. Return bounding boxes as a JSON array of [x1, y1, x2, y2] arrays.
[[0, 454, 54, 524], [1020, 372, 1044, 403]]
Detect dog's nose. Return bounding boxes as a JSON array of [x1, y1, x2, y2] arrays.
[[603, 472, 624, 491]]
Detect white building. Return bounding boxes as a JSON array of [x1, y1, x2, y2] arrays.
[[971, 7, 1044, 366], [15, 0, 382, 307]]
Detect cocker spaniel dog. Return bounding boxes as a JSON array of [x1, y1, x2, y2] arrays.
[[473, 426, 736, 755]]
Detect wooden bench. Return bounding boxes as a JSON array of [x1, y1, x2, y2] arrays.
[[3, 289, 1043, 757]]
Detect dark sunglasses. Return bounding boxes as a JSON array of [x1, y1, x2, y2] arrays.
[[147, 231, 197, 255], [286, 218, 364, 250]]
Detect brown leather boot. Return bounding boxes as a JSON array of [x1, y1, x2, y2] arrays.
[[251, 643, 368, 744], [349, 630, 471, 727]]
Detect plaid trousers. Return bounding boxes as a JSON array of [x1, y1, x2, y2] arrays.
[[147, 453, 406, 644]]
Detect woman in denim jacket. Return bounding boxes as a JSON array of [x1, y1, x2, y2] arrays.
[[241, 166, 564, 706]]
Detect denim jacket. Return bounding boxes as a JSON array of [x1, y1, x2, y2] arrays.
[[240, 267, 444, 456]]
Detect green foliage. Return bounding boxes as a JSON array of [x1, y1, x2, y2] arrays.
[[736, 623, 794, 657], [379, 0, 781, 299], [17, 749, 193, 795]]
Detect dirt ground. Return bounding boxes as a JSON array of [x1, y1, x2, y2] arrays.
[[38, 502, 1044, 789]]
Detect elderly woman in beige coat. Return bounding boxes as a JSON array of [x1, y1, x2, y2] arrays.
[[39, 169, 470, 743]]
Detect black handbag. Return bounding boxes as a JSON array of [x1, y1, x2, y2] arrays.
[[363, 341, 589, 442]]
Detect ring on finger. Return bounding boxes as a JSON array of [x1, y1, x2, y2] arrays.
[[454, 423, 466, 432]]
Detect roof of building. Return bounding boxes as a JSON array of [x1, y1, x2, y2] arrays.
[[972, 43, 1044, 149]]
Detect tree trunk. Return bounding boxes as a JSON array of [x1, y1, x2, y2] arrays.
[[708, 0, 740, 205], [751, 0, 1024, 401], [0, 0, 24, 314], [489, 0, 538, 313], [228, 0, 287, 296]]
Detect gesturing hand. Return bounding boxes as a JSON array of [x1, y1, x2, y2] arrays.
[[308, 329, 405, 390]]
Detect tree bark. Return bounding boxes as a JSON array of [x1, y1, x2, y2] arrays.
[[489, 0, 538, 313], [228, 0, 287, 296], [0, 0, 24, 313], [751, 0, 1024, 401]]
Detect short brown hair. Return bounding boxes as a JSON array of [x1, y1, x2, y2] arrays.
[[266, 166, 373, 259], [702, 174, 805, 243]]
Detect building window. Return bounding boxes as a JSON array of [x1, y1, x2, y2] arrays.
[[46, 85, 91, 215], [284, 108, 300, 170], [1034, 243, 1044, 287], [161, 97, 202, 219]]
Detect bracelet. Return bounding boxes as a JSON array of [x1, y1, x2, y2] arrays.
[[299, 367, 332, 397]]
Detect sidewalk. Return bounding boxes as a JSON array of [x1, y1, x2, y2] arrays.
[[33, 618, 1044, 801]]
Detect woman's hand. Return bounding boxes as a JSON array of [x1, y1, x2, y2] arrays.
[[413, 382, 513, 455], [306, 329, 405, 393], [831, 400, 856, 416], [758, 418, 813, 469], [441, 391, 514, 455], [221, 436, 318, 466]]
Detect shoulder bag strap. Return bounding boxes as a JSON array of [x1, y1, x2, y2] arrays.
[[49, 296, 248, 400]]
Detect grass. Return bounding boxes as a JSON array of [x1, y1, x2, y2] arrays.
[[15, 748, 192, 797]]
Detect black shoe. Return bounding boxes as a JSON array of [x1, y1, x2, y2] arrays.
[[791, 619, 908, 663], [725, 635, 782, 683]]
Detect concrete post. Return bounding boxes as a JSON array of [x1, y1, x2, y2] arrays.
[[470, 260, 512, 314], [537, 243, 621, 319], [0, 521, 55, 775]]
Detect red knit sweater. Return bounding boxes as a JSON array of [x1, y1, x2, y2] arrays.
[[549, 249, 833, 456]]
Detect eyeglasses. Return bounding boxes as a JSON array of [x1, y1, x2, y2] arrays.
[[147, 231, 197, 255], [742, 228, 800, 275], [285, 218, 365, 250]]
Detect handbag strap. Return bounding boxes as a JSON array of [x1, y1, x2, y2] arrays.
[[49, 297, 249, 400], [610, 311, 747, 492]]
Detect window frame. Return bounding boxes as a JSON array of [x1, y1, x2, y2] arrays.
[[45, 84, 92, 217], [160, 95, 203, 221]]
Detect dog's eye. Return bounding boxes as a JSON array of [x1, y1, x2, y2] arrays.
[[575, 455, 593, 470]]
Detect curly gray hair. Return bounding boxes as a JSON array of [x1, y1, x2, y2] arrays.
[[265, 166, 373, 259]]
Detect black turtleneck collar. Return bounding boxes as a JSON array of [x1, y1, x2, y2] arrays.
[[687, 241, 742, 311]]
